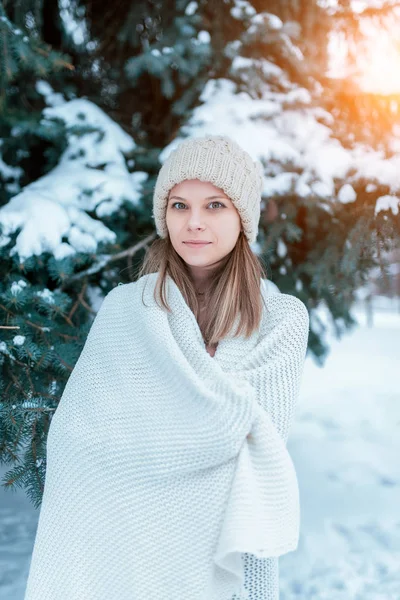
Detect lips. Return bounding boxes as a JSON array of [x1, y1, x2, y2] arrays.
[[183, 241, 211, 250], [183, 241, 211, 245]]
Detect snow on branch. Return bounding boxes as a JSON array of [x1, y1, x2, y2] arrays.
[[0, 95, 147, 262], [174, 77, 400, 210]]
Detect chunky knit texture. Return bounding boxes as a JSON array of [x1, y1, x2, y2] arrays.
[[24, 272, 309, 600], [152, 135, 264, 244]]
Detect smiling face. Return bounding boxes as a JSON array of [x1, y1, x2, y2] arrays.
[[165, 179, 242, 274]]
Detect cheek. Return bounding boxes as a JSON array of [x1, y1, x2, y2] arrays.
[[217, 211, 241, 232], [165, 211, 176, 230]]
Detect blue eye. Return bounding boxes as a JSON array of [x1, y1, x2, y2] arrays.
[[171, 201, 225, 210]]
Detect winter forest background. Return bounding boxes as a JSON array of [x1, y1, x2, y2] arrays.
[[0, 0, 399, 598]]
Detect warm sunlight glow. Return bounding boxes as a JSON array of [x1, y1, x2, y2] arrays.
[[356, 36, 400, 95], [329, 14, 400, 96]]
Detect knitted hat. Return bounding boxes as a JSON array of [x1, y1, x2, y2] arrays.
[[152, 134, 264, 244]]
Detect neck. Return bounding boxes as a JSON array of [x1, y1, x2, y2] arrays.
[[187, 254, 229, 293]]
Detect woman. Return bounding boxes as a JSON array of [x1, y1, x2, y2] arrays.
[[24, 135, 309, 600]]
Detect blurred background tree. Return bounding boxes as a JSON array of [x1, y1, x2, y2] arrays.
[[0, 0, 399, 506]]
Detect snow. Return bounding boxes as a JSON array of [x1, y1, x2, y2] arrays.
[[277, 238, 287, 258], [2, 65, 400, 262], [280, 301, 400, 599], [231, 0, 257, 20], [35, 289, 56, 304], [197, 30, 210, 44], [231, 56, 284, 80], [185, 2, 198, 16], [1, 297, 399, 599], [159, 76, 400, 217], [263, 172, 297, 197], [338, 183, 357, 204], [247, 12, 283, 34], [36, 80, 65, 108], [0, 94, 148, 262], [375, 195, 400, 216], [10, 280, 27, 295], [261, 13, 283, 31]]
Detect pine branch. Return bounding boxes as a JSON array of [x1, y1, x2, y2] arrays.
[[59, 231, 157, 290]]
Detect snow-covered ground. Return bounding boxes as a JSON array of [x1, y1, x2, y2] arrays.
[[1, 298, 399, 600], [281, 299, 400, 600]]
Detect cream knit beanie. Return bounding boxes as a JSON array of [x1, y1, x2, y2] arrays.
[[152, 134, 264, 244]]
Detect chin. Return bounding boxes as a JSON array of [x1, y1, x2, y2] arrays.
[[182, 257, 213, 267]]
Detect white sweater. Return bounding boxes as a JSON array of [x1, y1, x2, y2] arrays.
[[24, 272, 309, 600]]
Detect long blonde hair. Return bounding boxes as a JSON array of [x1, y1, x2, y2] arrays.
[[133, 230, 269, 346]]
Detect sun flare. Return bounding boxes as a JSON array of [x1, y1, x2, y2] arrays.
[[356, 36, 400, 95], [329, 16, 400, 96]]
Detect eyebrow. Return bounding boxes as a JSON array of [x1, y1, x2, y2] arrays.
[[168, 195, 228, 201]]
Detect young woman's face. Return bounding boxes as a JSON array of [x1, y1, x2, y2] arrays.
[[166, 179, 242, 269]]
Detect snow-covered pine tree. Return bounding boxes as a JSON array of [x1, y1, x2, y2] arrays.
[[0, 0, 399, 507]]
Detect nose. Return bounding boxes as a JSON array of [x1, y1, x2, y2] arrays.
[[186, 209, 206, 231]]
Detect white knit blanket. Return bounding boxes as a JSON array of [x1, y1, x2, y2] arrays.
[[24, 272, 309, 600]]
